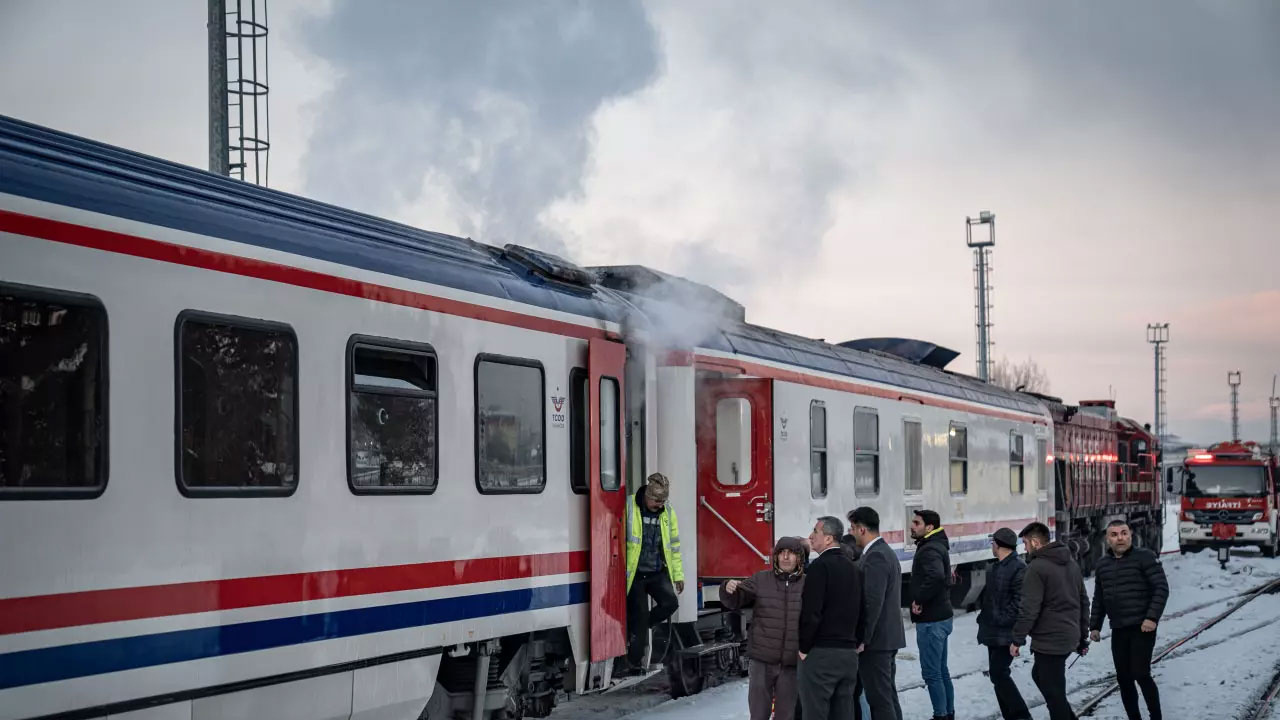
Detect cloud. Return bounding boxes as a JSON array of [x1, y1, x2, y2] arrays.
[[296, 0, 659, 254]]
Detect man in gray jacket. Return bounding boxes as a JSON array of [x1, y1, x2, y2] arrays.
[[1011, 522, 1090, 720], [848, 507, 905, 720]]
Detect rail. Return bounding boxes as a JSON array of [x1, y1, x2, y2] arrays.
[[1076, 576, 1280, 716]]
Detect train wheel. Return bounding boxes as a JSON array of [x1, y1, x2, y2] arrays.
[[666, 656, 704, 699]]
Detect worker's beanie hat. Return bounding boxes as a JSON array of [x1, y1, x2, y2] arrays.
[[645, 472, 671, 501]]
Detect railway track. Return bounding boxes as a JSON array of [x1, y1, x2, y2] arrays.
[[1076, 576, 1280, 717], [1244, 661, 1280, 720]]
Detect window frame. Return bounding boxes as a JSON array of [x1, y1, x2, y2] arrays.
[[810, 399, 828, 499], [712, 395, 756, 489], [1009, 430, 1025, 494], [345, 334, 439, 496], [473, 353, 547, 495], [174, 309, 300, 498], [0, 281, 110, 500], [853, 406, 880, 497], [948, 421, 968, 495], [569, 367, 588, 495]]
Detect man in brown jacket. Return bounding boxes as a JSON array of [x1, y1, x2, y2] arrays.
[[721, 536, 807, 720]]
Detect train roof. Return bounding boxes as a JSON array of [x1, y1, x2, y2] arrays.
[[0, 114, 625, 323], [2, 115, 1046, 418]]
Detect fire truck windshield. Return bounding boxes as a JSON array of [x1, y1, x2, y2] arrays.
[[1184, 465, 1268, 497]]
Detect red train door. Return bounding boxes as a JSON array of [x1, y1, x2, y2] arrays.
[[589, 337, 627, 662], [696, 377, 774, 580]]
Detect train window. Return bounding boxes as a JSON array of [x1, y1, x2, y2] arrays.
[[176, 311, 298, 496], [0, 283, 108, 498], [716, 397, 753, 486], [1009, 432, 1025, 494], [475, 356, 545, 494], [854, 407, 879, 496], [903, 420, 923, 493], [347, 337, 437, 494], [600, 377, 621, 491], [948, 423, 968, 494], [569, 369, 588, 494], [810, 400, 827, 498], [1035, 438, 1048, 492]]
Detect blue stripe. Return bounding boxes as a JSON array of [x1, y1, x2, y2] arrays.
[[894, 537, 1001, 561], [0, 582, 588, 690]]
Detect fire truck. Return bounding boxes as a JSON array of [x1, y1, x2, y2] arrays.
[[1170, 441, 1279, 558]]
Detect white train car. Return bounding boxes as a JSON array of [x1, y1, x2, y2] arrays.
[[0, 116, 641, 720]]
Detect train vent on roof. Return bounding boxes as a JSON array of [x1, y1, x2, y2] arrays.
[[837, 338, 960, 369], [501, 244, 597, 292], [591, 265, 746, 323]]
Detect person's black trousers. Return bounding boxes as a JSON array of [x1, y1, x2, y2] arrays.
[[859, 650, 903, 720], [1031, 652, 1076, 720], [626, 570, 678, 663], [986, 644, 1031, 719], [1111, 626, 1161, 720], [798, 647, 860, 720]]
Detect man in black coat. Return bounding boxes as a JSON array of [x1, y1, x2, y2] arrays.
[[1089, 520, 1169, 720], [798, 516, 863, 720], [1011, 522, 1090, 720], [909, 509, 954, 720], [977, 528, 1031, 720], [849, 506, 905, 720]]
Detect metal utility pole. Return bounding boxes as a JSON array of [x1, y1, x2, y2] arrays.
[[1146, 324, 1169, 450], [208, 0, 229, 176], [208, 0, 270, 184], [966, 211, 995, 382], [1269, 375, 1278, 456], [1228, 371, 1242, 442]]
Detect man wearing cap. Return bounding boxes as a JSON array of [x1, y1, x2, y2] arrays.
[[625, 472, 684, 668], [977, 528, 1031, 720]]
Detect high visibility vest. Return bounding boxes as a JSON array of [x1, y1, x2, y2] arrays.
[[626, 495, 684, 590]]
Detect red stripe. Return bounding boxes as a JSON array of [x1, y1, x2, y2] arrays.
[[0, 551, 588, 636], [0, 209, 606, 341], [698, 354, 1047, 425]]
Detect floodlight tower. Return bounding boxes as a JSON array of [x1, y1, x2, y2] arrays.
[[966, 211, 995, 382]]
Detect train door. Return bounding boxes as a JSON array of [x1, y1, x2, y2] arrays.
[[589, 338, 627, 662], [695, 377, 773, 579]]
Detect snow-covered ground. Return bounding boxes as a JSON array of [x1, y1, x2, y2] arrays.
[[564, 504, 1280, 720]]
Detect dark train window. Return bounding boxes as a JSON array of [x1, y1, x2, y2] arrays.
[[475, 356, 545, 494], [903, 419, 923, 493], [854, 407, 879, 496], [347, 338, 437, 494], [949, 423, 968, 494], [1010, 431, 1025, 494], [569, 368, 588, 494], [0, 284, 107, 498], [810, 400, 827, 498], [176, 312, 298, 496]]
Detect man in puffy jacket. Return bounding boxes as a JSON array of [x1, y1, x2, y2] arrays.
[[1011, 522, 1090, 720], [977, 528, 1031, 720], [909, 509, 954, 720], [721, 536, 807, 720], [1089, 520, 1169, 720]]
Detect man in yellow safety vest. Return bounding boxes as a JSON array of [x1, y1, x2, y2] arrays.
[[625, 472, 684, 667]]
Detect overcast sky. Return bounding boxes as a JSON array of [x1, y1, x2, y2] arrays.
[[3, 0, 1277, 444]]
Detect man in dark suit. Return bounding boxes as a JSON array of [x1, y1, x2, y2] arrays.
[[798, 516, 863, 720], [849, 506, 905, 720]]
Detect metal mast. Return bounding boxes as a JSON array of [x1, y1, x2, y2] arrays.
[[966, 211, 995, 382], [1269, 375, 1278, 456], [1146, 324, 1169, 449], [209, 0, 270, 184], [1228, 371, 1242, 442]]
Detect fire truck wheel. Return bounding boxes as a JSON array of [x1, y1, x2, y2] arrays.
[[1263, 537, 1278, 559]]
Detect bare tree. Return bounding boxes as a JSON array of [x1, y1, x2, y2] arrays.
[[990, 356, 1051, 393]]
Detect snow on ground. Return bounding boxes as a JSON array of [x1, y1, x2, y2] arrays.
[[571, 504, 1280, 720]]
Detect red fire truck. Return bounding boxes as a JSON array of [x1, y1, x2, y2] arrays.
[[1171, 441, 1279, 558]]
